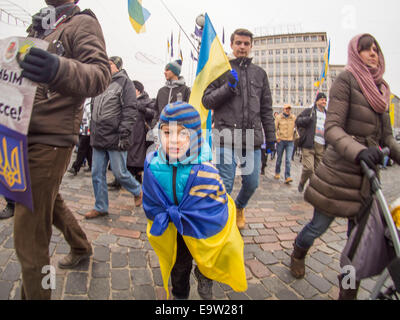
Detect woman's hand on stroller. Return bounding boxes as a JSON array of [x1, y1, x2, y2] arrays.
[[357, 147, 384, 169]]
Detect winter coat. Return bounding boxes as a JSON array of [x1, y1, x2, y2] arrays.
[[295, 106, 327, 149], [127, 92, 156, 168], [275, 113, 297, 141], [305, 70, 400, 218], [202, 56, 275, 149], [27, 6, 111, 147], [90, 70, 138, 150], [153, 77, 191, 126]]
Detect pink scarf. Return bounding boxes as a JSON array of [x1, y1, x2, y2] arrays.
[[345, 34, 391, 114]]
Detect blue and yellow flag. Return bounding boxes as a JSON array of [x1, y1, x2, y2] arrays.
[[314, 39, 331, 88], [143, 155, 247, 299], [389, 94, 395, 127], [128, 0, 151, 34], [189, 14, 231, 147]]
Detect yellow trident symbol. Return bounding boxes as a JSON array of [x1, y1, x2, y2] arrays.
[[0, 137, 22, 188]]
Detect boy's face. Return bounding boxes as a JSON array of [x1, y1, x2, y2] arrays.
[[160, 123, 191, 161]]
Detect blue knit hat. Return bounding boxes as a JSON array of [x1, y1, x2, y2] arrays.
[[159, 102, 202, 164], [165, 60, 182, 76]]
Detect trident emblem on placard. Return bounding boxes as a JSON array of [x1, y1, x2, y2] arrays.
[[0, 137, 23, 190]]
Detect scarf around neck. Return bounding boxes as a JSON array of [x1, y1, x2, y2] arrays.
[[345, 34, 390, 114]]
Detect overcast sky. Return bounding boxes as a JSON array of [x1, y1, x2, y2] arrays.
[[1, 0, 400, 98]]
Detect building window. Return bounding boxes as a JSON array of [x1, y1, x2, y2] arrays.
[[290, 48, 296, 54], [289, 37, 295, 43], [254, 51, 260, 56], [311, 36, 318, 42], [261, 50, 266, 56], [282, 37, 288, 43], [276, 49, 280, 55], [274, 38, 281, 44], [313, 48, 318, 54], [269, 50, 274, 55], [254, 40, 260, 46], [261, 39, 266, 45], [283, 49, 288, 55], [304, 36, 310, 42], [276, 56, 281, 63], [267, 38, 274, 44], [298, 48, 303, 54]]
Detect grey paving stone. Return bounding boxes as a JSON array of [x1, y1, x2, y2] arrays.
[[246, 283, 272, 300], [275, 288, 300, 300], [132, 285, 156, 300], [0, 280, 12, 300], [118, 237, 143, 249], [65, 272, 88, 295], [55, 243, 70, 255], [268, 265, 294, 285], [131, 268, 152, 286], [244, 244, 262, 255], [129, 250, 147, 268], [305, 273, 332, 294], [273, 250, 290, 261], [92, 262, 110, 278], [1, 262, 21, 282], [213, 283, 227, 299], [226, 291, 250, 300], [255, 251, 279, 265], [3, 237, 13, 249], [50, 235, 62, 243], [152, 268, 163, 287], [290, 279, 319, 299], [93, 246, 110, 262], [311, 251, 333, 265], [64, 295, 89, 300], [112, 252, 128, 268], [241, 229, 259, 237], [305, 256, 326, 273], [0, 226, 12, 246], [112, 290, 132, 300], [261, 277, 288, 296], [322, 269, 339, 286], [111, 269, 130, 290], [0, 250, 13, 266], [93, 234, 118, 247], [51, 276, 64, 300], [88, 278, 110, 300]]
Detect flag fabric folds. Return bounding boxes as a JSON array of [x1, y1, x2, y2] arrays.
[[389, 94, 395, 127], [314, 39, 331, 88], [189, 13, 231, 147], [128, 0, 151, 34], [143, 155, 247, 298], [170, 32, 174, 58]]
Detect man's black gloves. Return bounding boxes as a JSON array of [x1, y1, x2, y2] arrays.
[[265, 141, 276, 154], [118, 137, 130, 151], [19, 47, 60, 84], [357, 146, 384, 169]]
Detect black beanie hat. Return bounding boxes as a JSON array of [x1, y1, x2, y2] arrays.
[[133, 80, 144, 94], [109, 56, 123, 71], [316, 92, 327, 102]]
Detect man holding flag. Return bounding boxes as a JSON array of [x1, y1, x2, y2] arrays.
[[202, 28, 276, 230]]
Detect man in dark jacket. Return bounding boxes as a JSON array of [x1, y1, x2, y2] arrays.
[[86, 56, 142, 219], [295, 92, 327, 192], [127, 80, 156, 183], [202, 28, 276, 230], [153, 60, 191, 126], [16, 0, 111, 299]]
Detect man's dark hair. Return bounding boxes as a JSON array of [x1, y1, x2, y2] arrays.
[[230, 29, 253, 44]]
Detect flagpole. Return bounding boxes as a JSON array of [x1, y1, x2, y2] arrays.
[[159, 0, 199, 54]]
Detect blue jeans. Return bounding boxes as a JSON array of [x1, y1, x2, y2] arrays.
[[92, 148, 142, 213], [216, 148, 261, 209], [295, 209, 335, 249], [275, 141, 294, 179]]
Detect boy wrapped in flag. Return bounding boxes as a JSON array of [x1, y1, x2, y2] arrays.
[[143, 102, 247, 299]]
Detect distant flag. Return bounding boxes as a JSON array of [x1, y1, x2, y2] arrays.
[[180, 49, 184, 62], [167, 38, 170, 56], [170, 32, 174, 58], [189, 13, 231, 147], [191, 51, 198, 62], [128, 0, 151, 34], [194, 25, 203, 38], [222, 27, 225, 44], [390, 94, 395, 127], [314, 39, 331, 88]]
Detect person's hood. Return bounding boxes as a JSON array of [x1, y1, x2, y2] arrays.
[[165, 76, 186, 88], [137, 91, 150, 101], [111, 69, 129, 80]]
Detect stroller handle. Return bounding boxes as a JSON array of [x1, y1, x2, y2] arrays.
[[360, 147, 390, 182]]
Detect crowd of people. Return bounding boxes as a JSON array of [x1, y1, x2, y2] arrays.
[[0, 0, 399, 301]]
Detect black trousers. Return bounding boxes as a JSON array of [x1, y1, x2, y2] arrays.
[[171, 234, 193, 299], [127, 166, 144, 184], [72, 135, 92, 172]]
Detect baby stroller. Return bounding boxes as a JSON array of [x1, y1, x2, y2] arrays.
[[340, 148, 400, 300]]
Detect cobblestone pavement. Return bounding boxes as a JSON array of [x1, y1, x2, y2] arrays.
[[0, 154, 399, 300]]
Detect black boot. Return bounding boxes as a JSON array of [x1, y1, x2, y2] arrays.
[[107, 179, 121, 190], [338, 274, 360, 300], [68, 167, 78, 176], [194, 266, 213, 300], [0, 204, 14, 220]]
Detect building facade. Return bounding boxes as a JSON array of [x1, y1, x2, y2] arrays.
[[252, 32, 344, 108]]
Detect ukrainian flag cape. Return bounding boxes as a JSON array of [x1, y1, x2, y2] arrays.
[[143, 154, 247, 298]]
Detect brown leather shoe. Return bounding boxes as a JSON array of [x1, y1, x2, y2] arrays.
[[236, 208, 246, 230], [290, 242, 309, 279], [134, 192, 143, 207], [84, 209, 108, 219], [58, 248, 92, 269]]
